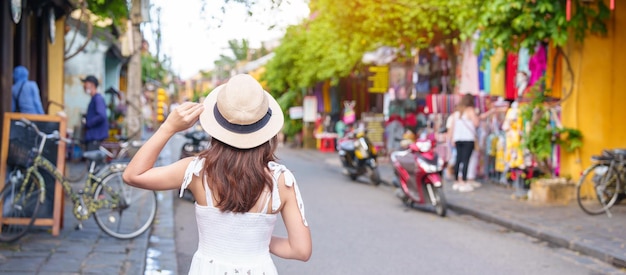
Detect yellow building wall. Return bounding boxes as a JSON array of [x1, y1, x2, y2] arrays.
[[560, 3, 626, 186], [48, 18, 66, 115]]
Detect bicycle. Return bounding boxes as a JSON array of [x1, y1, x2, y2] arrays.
[[0, 118, 157, 242], [576, 149, 626, 217], [65, 136, 145, 182]]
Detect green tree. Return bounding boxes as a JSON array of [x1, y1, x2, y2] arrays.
[[84, 0, 129, 29], [465, 0, 610, 61], [213, 39, 251, 80], [264, 0, 481, 93]]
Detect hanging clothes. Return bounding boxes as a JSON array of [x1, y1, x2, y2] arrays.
[[480, 50, 491, 94], [529, 43, 547, 88], [505, 53, 519, 100], [502, 106, 524, 169], [459, 40, 480, 95], [323, 81, 331, 113], [495, 133, 506, 173], [517, 47, 531, 76], [478, 50, 485, 92], [489, 48, 506, 96], [415, 54, 431, 93], [545, 43, 562, 98]]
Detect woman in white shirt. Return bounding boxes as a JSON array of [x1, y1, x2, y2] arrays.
[[449, 94, 479, 192]]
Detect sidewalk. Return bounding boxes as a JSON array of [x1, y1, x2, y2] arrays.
[[298, 147, 626, 269], [0, 134, 185, 274]]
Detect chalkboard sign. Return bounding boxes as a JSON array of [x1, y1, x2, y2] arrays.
[[0, 113, 66, 236]]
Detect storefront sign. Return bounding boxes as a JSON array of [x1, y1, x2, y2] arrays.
[[289, 106, 303, 120], [303, 96, 317, 122], [361, 112, 385, 146], [368, 66, 389, 93]]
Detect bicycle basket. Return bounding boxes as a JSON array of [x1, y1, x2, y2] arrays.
[[7, 138, 33, 167]]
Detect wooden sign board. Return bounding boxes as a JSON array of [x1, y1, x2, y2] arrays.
[[0, 113, 66, 236]]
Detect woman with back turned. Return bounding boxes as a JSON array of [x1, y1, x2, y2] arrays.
[[123, 74, 312, 274]]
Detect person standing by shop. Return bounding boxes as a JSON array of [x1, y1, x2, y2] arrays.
[[12, 66, 44, 114], [449, 94, 479, 192], [82, 75, 109, 151]]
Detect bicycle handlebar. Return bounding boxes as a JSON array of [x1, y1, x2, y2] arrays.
[[16, 118, 71, 144]]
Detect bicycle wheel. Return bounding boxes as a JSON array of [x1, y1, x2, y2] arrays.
[[65, 159, 89, 182], [93, 171, 157, 239], [576, 163, 621, 215], [0, 168, 43, 242]]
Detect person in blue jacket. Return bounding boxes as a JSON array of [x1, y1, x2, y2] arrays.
[[81, 75, 109, 151], [12, 66, 44, 114]]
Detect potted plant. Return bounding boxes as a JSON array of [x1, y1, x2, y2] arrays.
[[520, 88, 583, 204]]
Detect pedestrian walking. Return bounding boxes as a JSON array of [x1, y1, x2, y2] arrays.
[[12, 65, 44, 114], [449, 93, 480, 192], [81, 75, 109, 151], [123, 74, 312, 275]]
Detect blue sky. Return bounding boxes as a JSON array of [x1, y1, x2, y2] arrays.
[[143, 0, 310, 79]]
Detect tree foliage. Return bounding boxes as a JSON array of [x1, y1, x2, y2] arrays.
[[464, 0, 610, 57], [262, 0, 609, 105], [142, 52, 171, 84], [263, 0, 480, 93], [84, 0, 129, 29]]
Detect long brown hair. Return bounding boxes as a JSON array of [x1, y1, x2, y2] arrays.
[[457, 94, 475, 110], [199, 136, 278, 213]]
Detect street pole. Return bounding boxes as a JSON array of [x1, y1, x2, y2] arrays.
[[126, 0, 144, 139]]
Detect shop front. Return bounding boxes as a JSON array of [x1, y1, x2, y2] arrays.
[[0, 0, 72, 143]]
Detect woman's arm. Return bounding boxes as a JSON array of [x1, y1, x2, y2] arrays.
[[270, 173, 312, 261], [447, 114, 456, 145], [123, 102, 204, 190], [468, 108, 480, 127]]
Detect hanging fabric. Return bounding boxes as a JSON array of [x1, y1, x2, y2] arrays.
[[415, 53, 431, 93], [517, 47, 531, 76], [459, 39, 480, 94], [480, 50, 491, 94], [323, 81, 331, 113], [529, 43, 547, 89], [505, 53, 519, 100], [489, 48, 506, 96], [478, 50, 485, 93], [545, 42, 562, 98]]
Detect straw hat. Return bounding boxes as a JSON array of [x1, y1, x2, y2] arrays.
[[199, 74, 284, 149]]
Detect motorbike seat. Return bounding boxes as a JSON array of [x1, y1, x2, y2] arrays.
[[612, 149, 626, 157], [83, 150, 107, 162], [338, 141, 355, 151]]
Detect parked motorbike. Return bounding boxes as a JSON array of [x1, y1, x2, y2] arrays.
[[179, 125, 211, 202], [337, 129, 381, 185], [390, 137, 447, 216], [180, 125, 211, 159]]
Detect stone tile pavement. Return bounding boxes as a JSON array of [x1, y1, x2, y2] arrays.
[[0, 133, 187, 275]]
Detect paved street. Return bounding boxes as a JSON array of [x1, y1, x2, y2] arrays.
[[174, 147, 626, 275]]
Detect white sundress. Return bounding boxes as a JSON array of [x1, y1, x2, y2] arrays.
[[180, 158, 308, 275]]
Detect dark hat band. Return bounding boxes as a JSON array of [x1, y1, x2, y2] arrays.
[[213, 105, 272, 134]]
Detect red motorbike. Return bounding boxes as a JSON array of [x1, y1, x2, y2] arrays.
[[390, 138, 447, 217]]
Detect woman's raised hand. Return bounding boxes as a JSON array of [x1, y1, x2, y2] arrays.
[[162, 102, 204, 134]]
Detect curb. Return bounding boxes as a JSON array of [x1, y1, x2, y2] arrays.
[[446, 202, 626, 269]]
